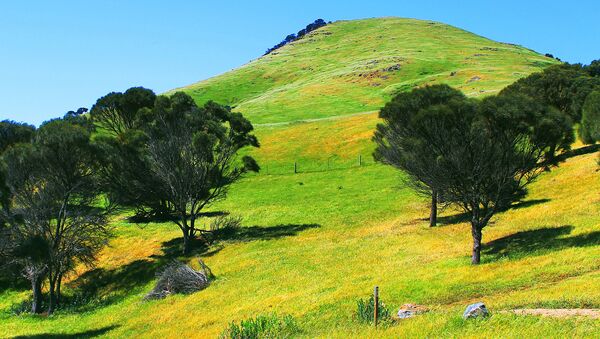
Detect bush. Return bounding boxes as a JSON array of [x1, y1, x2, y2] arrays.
[[209, 215, 243, 232], [220, 314, 300, 339], [356, 294, 391, 324], [144, 259, 212, 300]]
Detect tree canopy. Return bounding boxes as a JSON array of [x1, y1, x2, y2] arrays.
[[580, 91, 600, 144]]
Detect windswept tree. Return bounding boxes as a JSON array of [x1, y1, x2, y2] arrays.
[[375, 85, 571, 264], [101, 92, 259, 254], [374, 85, 466, 226], [0, 116, 112, 314]]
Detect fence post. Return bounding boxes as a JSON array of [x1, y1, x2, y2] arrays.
[[374, 285, 379, 327], [294, 161, 297, 174], [359, 155, 362, 167]]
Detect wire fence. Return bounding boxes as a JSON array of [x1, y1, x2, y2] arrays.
[[258, 155, 379, 175]]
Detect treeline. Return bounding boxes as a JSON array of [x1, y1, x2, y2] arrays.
[[0, 89, 259, 314], [264, 19, 328, 55], [374, 60, 600, 264]]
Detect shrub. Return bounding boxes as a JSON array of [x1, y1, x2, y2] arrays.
[[220, 314, 300, 339], [356, 295, 391, 324], [209, 215, 243, 232], [144, 259, 212, 300]]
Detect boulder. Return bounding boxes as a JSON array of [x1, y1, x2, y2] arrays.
[[396, 303, 428, 319], [463, 302, 489, 319]]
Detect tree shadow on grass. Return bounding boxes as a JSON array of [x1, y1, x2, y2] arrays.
[[127, 211, 229, 224], [214, 223, 321, 242], [12, 325, 119, 338], [159, 223, 321, 258], [483, 225, 600, 260], [433, 199, 551, 226]]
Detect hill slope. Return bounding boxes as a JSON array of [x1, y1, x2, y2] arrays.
[[175, 17, 558, 124]]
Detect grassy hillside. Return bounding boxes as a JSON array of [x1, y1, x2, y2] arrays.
[[175, 17, 558, 124], [1, 145, 598, 338], [1, 17, 598, 338]]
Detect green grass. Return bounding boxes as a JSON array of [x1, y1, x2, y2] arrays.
[[1, 17, 598, 339], [1, 152, 598, 338]]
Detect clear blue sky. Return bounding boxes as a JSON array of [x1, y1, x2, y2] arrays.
[[1, 0, 599, 125]]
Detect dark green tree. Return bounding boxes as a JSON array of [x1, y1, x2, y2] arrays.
[[101, 92, 259, 255], [0, 120, 35, 154], [375, 85, 570, 264], [0, 116, 112, 314], [585, 59, 600, 77], [580, 91, 600, 144], [373, 84, 465, 226], [500, 63, 599, 124]]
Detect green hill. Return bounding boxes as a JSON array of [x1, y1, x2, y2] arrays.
[[175, 17, 557, 124], [2, 18, 598, 338]]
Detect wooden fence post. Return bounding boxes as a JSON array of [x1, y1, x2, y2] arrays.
[[294, 161, 297, 174], [374, 285, 379, 327], [359, 155, 362, 166]]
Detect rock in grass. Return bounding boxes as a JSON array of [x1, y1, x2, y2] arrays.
[[463, 302, 489, 319], [396, 304, 428, 319], [144, 260, 212, 300]]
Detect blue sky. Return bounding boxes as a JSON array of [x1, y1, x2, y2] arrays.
[[1, 0, 599, 125]]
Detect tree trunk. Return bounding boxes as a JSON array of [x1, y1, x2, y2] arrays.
[[47, 276, 56, 314], [471, 223, 482, 265], [182, 227, 191, 255], [56, 273, 63, 306], [429, 190, 437, 227], [31, 275, 43, 314]]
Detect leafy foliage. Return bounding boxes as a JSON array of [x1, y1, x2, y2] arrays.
[[90, 87, 156, 136], [500, 63, 600, 123], [580, 91, 600, 144], [220, 314, 300, 339], [356, 294, 391, 324]]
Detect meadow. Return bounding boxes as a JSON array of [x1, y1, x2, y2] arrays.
[[1, 17, 598, 338]]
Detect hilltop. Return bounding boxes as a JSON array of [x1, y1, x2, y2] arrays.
[[175, 17, 558, 124]]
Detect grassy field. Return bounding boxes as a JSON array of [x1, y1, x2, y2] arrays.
[[1, 17, 598, 338], [1, 145, 598, 338]]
